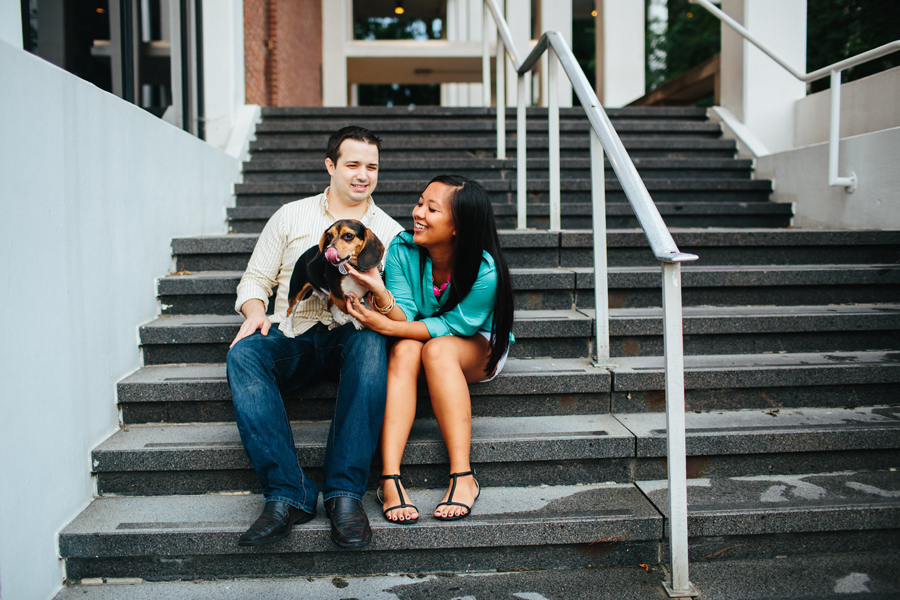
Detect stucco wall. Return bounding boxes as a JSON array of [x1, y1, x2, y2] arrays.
[[795, 66, 900, 147], [756, 126, 900, 230], [0, 41, 239, 600]]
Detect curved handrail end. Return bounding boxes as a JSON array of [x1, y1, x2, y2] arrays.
[[659, 251, 700, 264]]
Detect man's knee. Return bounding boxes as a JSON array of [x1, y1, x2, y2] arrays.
[[343, 328, 387, 364]]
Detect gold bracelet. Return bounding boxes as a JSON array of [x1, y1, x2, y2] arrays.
[[372, 290, 395, 314]]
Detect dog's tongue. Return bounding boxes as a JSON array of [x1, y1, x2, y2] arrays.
[[324, 247, 340, 264]]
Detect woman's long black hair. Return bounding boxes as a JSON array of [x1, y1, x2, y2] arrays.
[[405, 174, 514, 376]]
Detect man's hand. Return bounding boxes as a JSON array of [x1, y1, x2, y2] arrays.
[[231, 299, 271, 348]]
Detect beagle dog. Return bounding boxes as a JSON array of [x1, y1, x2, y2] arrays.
[[286, 219, 385, 329]]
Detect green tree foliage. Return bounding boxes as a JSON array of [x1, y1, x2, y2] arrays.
[[656, 0, 720, 88], [807, 0, 900, 92]]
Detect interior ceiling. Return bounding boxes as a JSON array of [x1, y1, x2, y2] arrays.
[[353, 1, 597, 22], [353, 0, 445, 21]]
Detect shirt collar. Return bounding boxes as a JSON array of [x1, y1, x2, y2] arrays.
[[321, 187, 375, 224]]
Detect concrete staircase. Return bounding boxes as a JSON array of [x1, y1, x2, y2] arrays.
[[58, 107, 900, 590]]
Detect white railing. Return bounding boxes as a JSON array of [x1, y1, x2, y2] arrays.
[[691, 0, 900, 193], [480, 1, 699, 597]]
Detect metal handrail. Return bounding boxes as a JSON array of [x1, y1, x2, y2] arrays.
[[481, 1, 699, 596], [691, 0, 900, 192]]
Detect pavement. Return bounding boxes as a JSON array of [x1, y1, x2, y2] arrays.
[[56, 551, 900, 599]]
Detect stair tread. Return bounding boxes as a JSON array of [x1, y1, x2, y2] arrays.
[[637, 470, 900, 537], [58, 483, 661, 556], [92, 406, 900, 472], [172, 227, 900, 253], [118, 356, 610, 402]]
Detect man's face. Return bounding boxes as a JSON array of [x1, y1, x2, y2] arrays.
[[325, 139, 379, 207]]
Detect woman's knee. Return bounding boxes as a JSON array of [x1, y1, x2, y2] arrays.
[[389, 339, 424, 371], [421, 337, 459, 368]]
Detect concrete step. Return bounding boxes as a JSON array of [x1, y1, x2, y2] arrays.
[[138, 305, 900, 365], [118, 351, 900, 424], [233, 178, 772, 206], [92, 407, 900, 496], [51, 550, 900, 600], [117, 358, 610, 424], [139, 310, 594, 365], [229, 201, 793, 232], [59, 483, 662, 581], [156, 264, 900, 315], [248, 137, 738, 160], [257, 105, 710, 120], [58, 470, 900, 582], [255, 118, 722, 137], [611, 350, 900, 412], [638, 470, 900, 563], [175, 229, 900, 271], [241, 157, 754, 182]]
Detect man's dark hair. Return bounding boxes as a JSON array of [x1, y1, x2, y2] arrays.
[[326, 126, 382, 163]]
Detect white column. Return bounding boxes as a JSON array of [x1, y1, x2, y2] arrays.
[[2, 0, 23, 47], [322, 0, 348, 106], [720, 0, 806, 153], [596, 0, 645, 108], [505, 0, 531, 106], [202, 0, 245, 150], [539, 0, 573, 108]]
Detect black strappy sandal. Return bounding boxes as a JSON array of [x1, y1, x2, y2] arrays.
[[433, 470, 480, 521], [377, 474, 419, 524]]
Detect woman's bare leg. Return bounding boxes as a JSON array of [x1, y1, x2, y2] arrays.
[[421, 335, 492, 518], [379, 339, 424, 522]]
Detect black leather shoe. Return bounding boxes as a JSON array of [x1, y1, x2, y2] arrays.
[[238, 500, 315, 547], [325, 496, 372, 548]]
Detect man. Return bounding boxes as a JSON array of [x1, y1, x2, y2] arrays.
[[227, 126, 404, 548]]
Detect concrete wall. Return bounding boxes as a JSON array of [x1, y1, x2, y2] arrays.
[[0, 41, 239, 600], [756, 126, 900, 230], [795, 66, 900, 147]]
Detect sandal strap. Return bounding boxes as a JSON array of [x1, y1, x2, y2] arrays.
[[378, 474, 419, 516]]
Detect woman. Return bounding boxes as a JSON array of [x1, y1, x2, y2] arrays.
[[346, 174, 514, 523]]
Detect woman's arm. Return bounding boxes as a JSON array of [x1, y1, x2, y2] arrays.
[[346, 294, 433, 340]]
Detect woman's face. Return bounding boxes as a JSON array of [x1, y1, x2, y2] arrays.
[[412, 181, 457, 248]]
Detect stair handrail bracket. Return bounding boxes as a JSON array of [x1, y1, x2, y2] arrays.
[[482, 1, 699, 597], [691, 0, 900, 193]]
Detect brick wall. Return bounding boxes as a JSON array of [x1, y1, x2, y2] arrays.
[[244, 0, 322, 106]]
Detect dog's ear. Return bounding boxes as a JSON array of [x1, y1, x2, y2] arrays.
[[356, 228, 385, 271]]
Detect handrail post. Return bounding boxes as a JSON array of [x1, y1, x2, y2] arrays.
[[661, 261, 699, 598], [548, 47, 561, 232], [496, 38, 506, 160], [517, 72, 527, 229], [828, 69, 858, 192], [482, 4, 491, 108], [590, 129, 610, 363]]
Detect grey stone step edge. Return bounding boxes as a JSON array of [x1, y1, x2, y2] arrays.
[[119, 351, 900, 406], [234, 178, 772, 194], [58, 470, 900, 564], [138, 306, 900, 346], [157, 265, 900, 296], [171, 229, 900, 256], [258, 106, 709, 119], [92, 407, 900, 476]]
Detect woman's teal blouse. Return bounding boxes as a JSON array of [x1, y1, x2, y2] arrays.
[[384, 232, 514, 342]]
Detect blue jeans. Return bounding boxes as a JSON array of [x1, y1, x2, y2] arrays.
[[226, 323, 388, 513]]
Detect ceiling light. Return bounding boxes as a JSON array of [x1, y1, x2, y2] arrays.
[[395, 1, 405, 15]]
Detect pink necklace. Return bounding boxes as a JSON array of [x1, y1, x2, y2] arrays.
[[433, 274, 450, 297]]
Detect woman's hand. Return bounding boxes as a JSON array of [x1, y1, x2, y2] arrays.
[[346, 293, 394, 335], [345, 264, 389, 301]]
